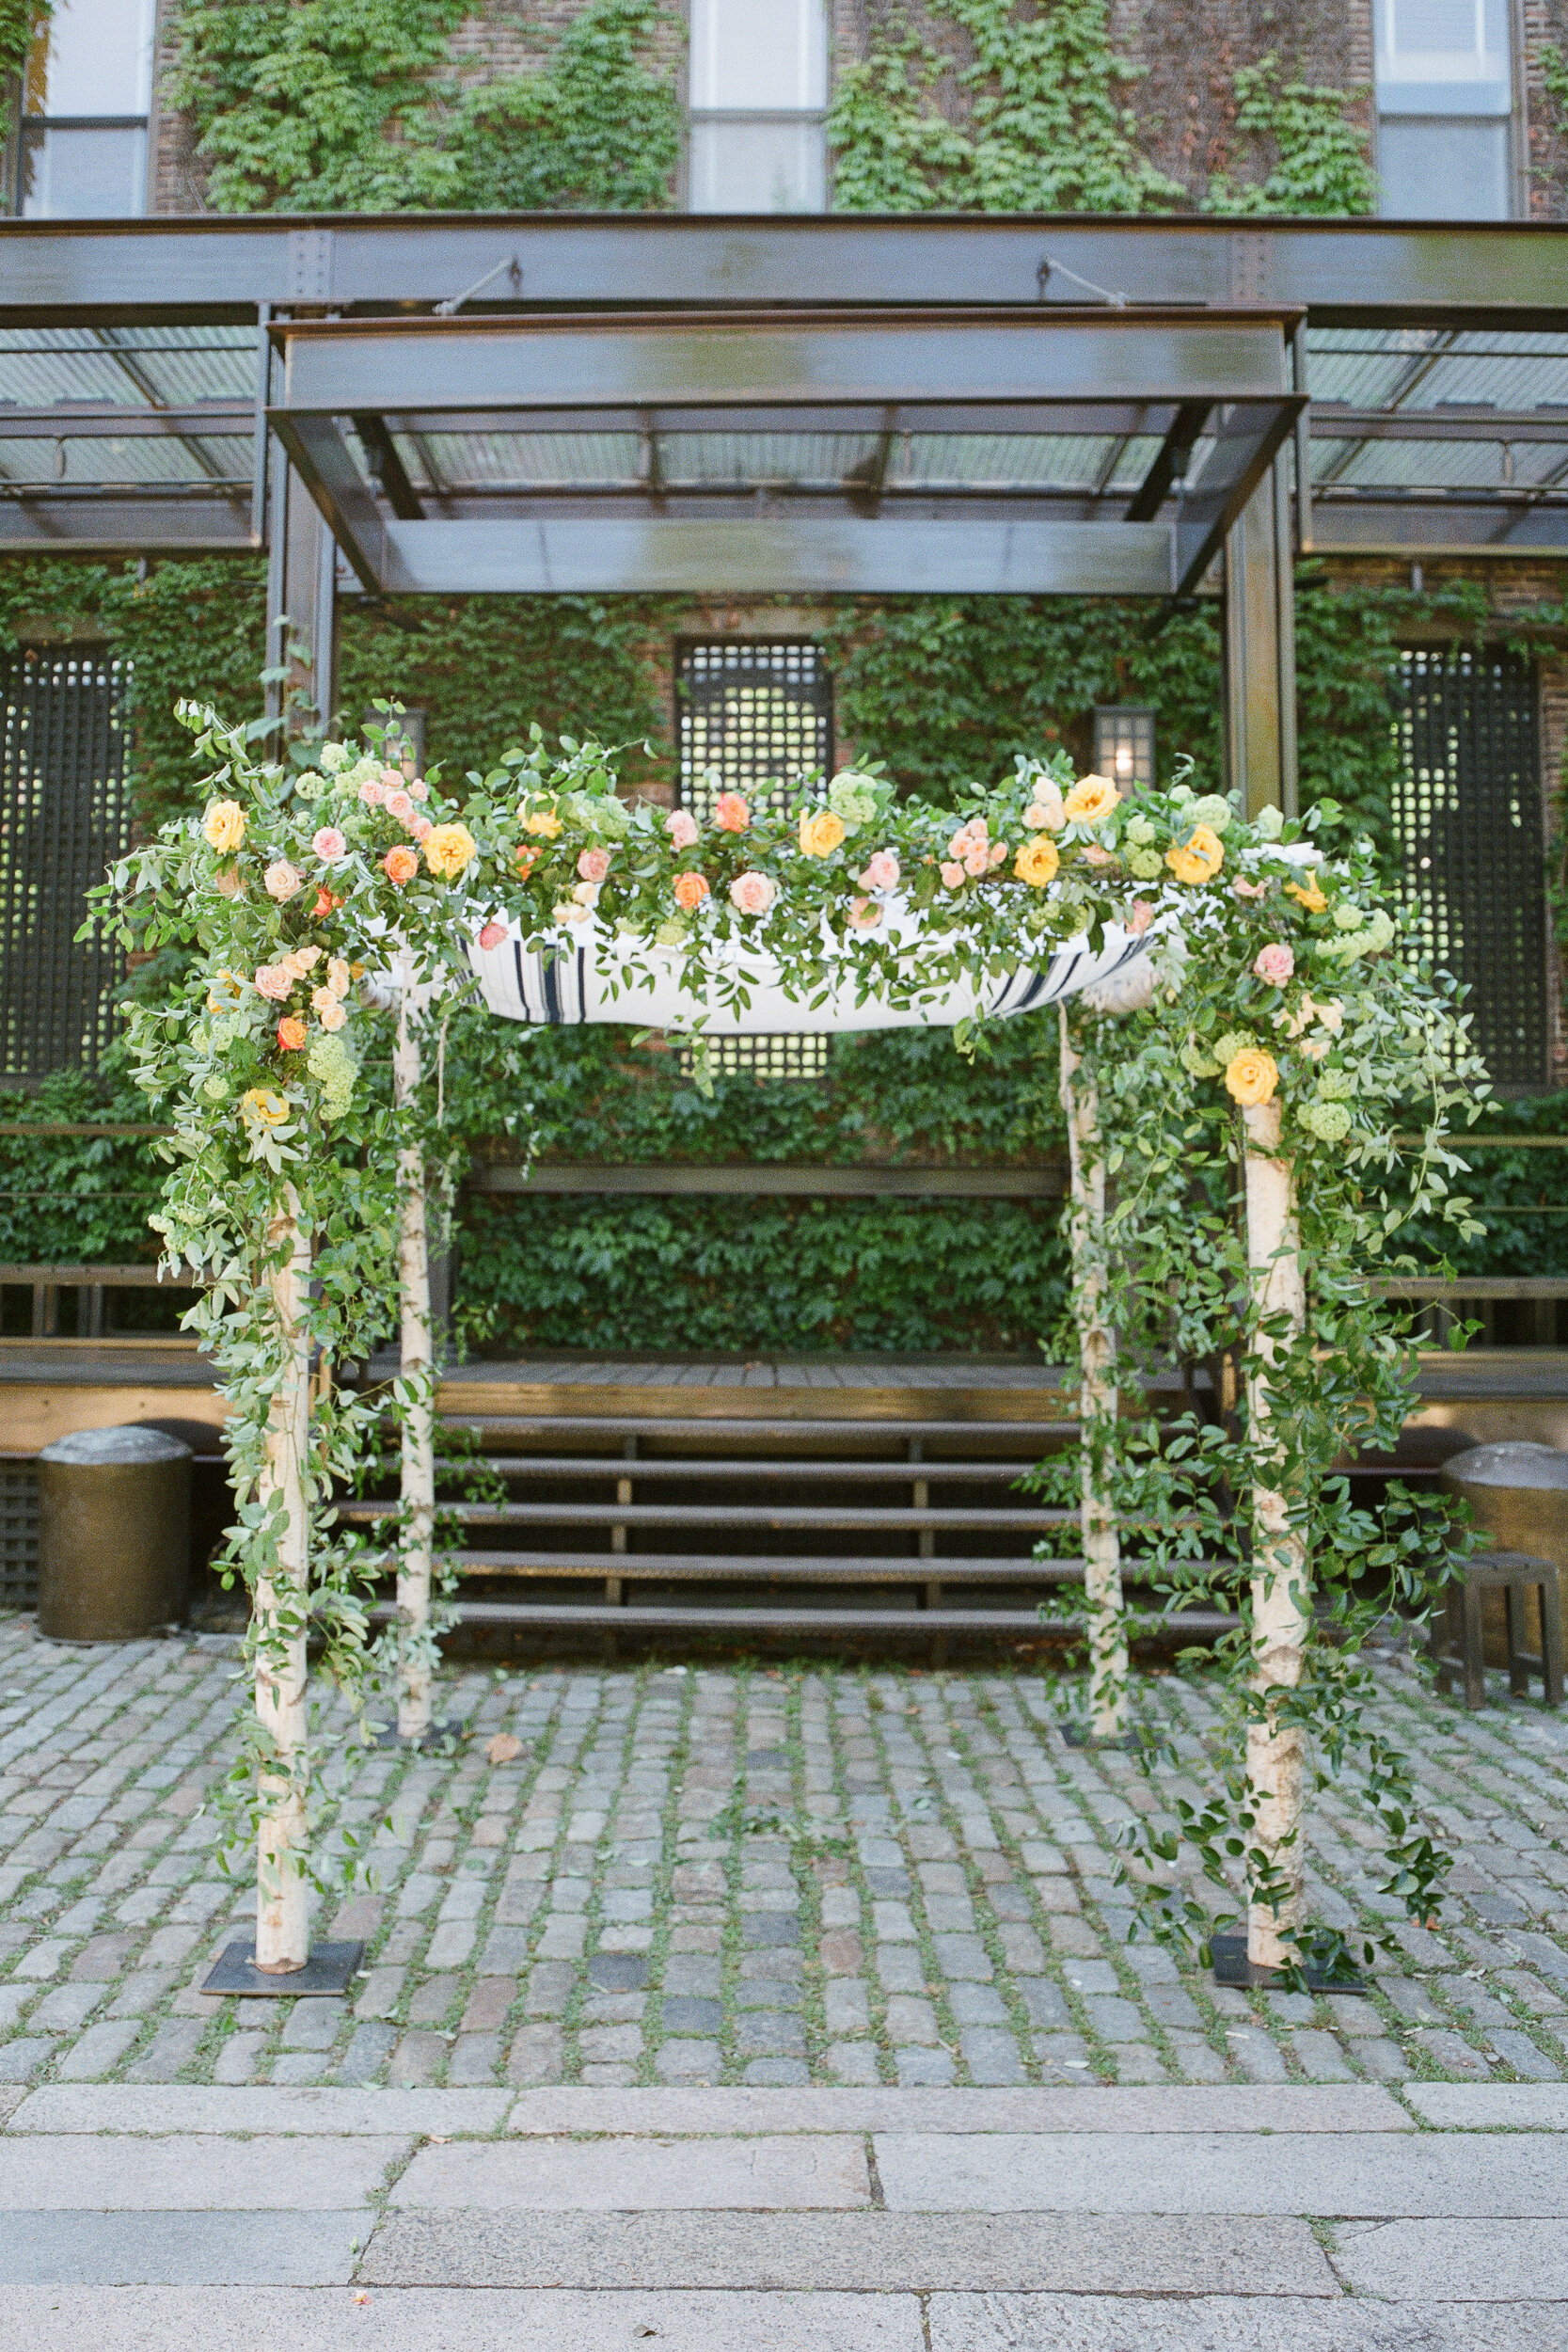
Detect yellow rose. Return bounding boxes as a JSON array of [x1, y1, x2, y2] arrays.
[[799, 808, 847, 858], [1225, 1048, 1279, 1106], [202, 799, 246, 854], [1165, 823, 1225, 885], [1061, 773, 1121, 826], [240, 1087, 290, 1129], [523, 809, 562, 838], [423, 822, 477, 879], [1286, 877, 1327, 913], [1014, 835, 1061, 888]]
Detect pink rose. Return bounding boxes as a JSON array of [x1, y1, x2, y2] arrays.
[[410, 780, 429, 802], [940, 862, 965, 889], [384, 790, 415, 827], [411, 815, 433, 842], [1254, 943, 1295, 987], [477, 922, 507, 952], [357, 779, 386, 806], [263, 861, 300, 902], [666, 809, 700, 850], [577, 847, 610, 884], [859, 850, 900, 891], [1080, 844, 1115, 868], [379, 766, 404, 791], [847, 896, 882, 930], [311, 827, 346, 862], [254, 965, 291, 1002], [1127, 898, 1155, 936], [728, 870, 776, 915], [1232, 877, 1267, 900], [212, 866, 244, 898]]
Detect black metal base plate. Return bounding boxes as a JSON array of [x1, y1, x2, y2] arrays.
[[1060, 1721, 1137, 1753], [372, 1720, 458, 1751], [200, 1937, 365, 1997], [1211, 1932, 1366, 1994]]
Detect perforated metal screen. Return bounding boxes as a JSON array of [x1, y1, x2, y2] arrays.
[[1394, 647, 1548, 1090], [0, 650, 131, 1077], [675, 639, 833, 822]]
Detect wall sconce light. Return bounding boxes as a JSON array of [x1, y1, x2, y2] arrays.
[[1093, 705, 1156, 791]]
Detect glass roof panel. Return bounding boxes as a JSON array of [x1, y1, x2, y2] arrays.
[[1313, 433, 1568, 492], [659, 432, 879, 487], [0, 325, 254, 409], [0, 433, 251, 487]]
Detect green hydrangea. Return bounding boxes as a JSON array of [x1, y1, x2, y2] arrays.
[[1212, 1030, 1256, 1067], [1316, 1069, 1357, 1102], [1254, 804, 1284, 840], [654, 917, 689, 947], [1124, 814, 1156, 847], [561, 787, 631, 839], [293, 770, 327, 802], [1328, 907, 1396, 962], [1188, 793, 1233, 832], [202, 1076, 230, 1101], [307, 1031, 357, 1120], [319, 742, 351, 773], [1180, 1036, 1220, 1077], [1333, 903, 1365, 931], [1298, 1098, 1352, 1141], [828, 771, 880, 831], [1126, 847, 1164, 881]]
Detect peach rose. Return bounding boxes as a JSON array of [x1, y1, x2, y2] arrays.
[[310, 827, 346, 862], [410, 779, 429, 802], [253, 965, 291, 1003], [313, 887, 342, 918], [799, 808, 846, 858], [411, 815, 433, 842], [1254, 944, 1294, 986], [379, 766, 405, 791], [1014, 836, 1060, 888], [325, 957, 350, 998], [317, 1000, 347, 1033], [1127, 898, 1155, 936], [940, 861, 965, 889], [309, 986, 338, 1018], [729, 870, 776, 915], [357, 778, 386, 806], [1024, 781, 1066, 833], [384, 791, 416, 828], [277, 1016, 308, 1051], [847, 896, 882, 929], [477, 923, 507, 952], [673, 870, 710, 911], [1225, 1048, 1279, 1106], [202, 799, 245, 853], [423, 823, 477, 878], [578, 847, 610, 884], [1062, 773, 1121, 825], [713, 791, 750, 833], [383, 846, 420, 885], [1233, 877, 1268, 900], [666, 809, 700, 850], [859, 850, 900, 891], [213, 866, 244, 899]]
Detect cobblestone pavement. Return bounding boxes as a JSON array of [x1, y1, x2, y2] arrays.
[[2, 1615, 1568, 2095]]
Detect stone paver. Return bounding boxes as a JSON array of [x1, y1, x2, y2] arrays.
[[2, 1622, 1567, 2095], [0, 2133, 409, 2208]]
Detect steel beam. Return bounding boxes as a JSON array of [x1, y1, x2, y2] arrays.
[[265, 458, 339, 735], [1223, 453, 1296, 819], [3, 215, 1568, 321], [1308, 497, 1568, 553], [0, 490, 251, 548], [0, 404, 251, 437], [372, 514, 1176, 597]]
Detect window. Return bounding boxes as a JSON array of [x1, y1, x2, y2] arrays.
[[15, 0, 155, 219], [0, 651, 132, 1076], [676, 639, 833, 823], [688, 0, 828, 213], [1375, 0, 1513, 218], [1393, 647, 1547, 1089], [676, 638, 833, 1081]]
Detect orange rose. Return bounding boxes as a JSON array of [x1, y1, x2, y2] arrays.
[[1014, 836, 1060, 887], [277, 1016, 308, 1051], [673, 870, 710, 910], [383, 846, 420, 885]]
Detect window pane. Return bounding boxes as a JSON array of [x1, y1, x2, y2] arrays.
[[689, 0, 827, 111], [1376, 116, 1510, 215], [25, 0, 155, 118], [689, 119, 827, 213], [20, 123, 149, 218], [1378, 0, 1509, 106]]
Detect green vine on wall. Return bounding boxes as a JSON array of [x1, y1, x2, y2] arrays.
[[166, 0, 680, 214], [1201, 55, 1377, 216], [0, 2, 46, 81]]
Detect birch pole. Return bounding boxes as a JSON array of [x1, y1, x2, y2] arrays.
[[394, 943, 437, 1742], [1059, 1005, 1128, 1740], [254, 1184, 312, 1972], [1241, 1097, 1310, 1972]]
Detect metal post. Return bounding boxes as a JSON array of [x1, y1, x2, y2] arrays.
[[1223, 452, 1297, 820], [264, 457, 339, 740]]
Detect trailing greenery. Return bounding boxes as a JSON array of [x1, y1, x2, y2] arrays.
[[827, 0, 1181, 214], [1201, 55, 1377, 216], [166, 0, 680, 215], [0, 1, 45, 81]]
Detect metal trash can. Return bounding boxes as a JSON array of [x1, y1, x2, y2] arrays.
[[1441, 1440, 1568, 1670], [37, 1425, 192, 1642]]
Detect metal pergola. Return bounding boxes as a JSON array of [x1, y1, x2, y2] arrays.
[[2, 213, 1568, 818]]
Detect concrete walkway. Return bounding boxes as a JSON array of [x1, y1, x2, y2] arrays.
[[0, 2083, 1562, 2347]]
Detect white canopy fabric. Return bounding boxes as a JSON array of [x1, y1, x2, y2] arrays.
[[467, 910, 1154, 1033]]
